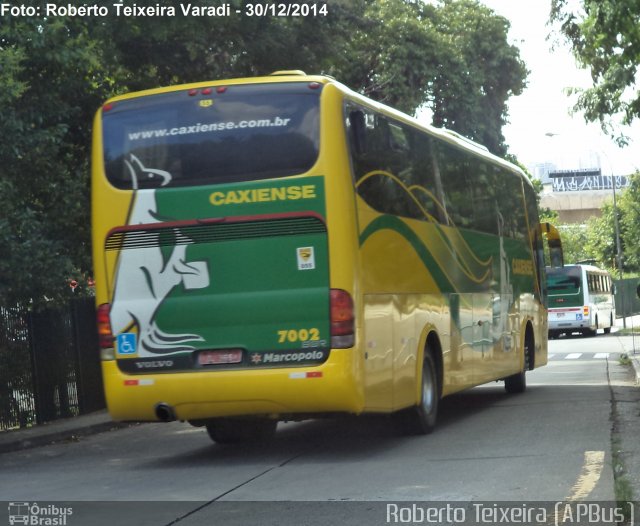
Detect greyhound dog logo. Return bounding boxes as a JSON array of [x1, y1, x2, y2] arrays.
[[110, 155, 209, 356]]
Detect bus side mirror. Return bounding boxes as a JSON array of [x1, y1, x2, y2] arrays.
[[540, 222, 564, 268], [348, 110, 367, 156]]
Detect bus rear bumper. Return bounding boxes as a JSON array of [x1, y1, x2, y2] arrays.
[[102, 350, 363, 422], [548, 309, 593, 332]]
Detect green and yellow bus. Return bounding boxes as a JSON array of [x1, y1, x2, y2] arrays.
[[92, 71, 561, 443]]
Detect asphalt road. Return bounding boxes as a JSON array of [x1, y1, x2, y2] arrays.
[[2, 332, 638, 526]]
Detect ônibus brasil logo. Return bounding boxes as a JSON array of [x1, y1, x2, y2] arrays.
[[8, 502, 73, 525]]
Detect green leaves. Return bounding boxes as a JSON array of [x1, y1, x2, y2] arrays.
[[338, 0, 527, 156], [428, 0, 527, 155], [577, 173, 640, 273], [0, 16, 103, 308], [552, 0, 640, 135]]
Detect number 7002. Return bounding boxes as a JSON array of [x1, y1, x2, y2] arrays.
[[277, 328, 320, 343]]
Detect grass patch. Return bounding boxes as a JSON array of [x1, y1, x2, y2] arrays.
[[615, 328, 640, 336], [618, 353, 632, 366], [611, 437, 634, 523]]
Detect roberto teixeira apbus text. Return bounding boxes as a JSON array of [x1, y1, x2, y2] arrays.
[[385, 502, 633, 525]]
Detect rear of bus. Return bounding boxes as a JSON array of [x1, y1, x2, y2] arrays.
[[547, 264, 616, 337], [91, 74, 364, 434], [547, 265, 590, 337], [547, 265, 597, 338]]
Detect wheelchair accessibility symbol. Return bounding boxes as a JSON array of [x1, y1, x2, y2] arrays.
[[117, 333, 137, 355]]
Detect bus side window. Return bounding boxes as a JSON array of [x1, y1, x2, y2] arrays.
[[408, 132, 443, 223], [436, 141, 474, 229], [348, 110, 367, 156]]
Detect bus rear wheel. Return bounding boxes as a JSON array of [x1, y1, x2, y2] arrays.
[[504, 331, 532, 394], [206, 417, 277, 445], [396, 349, 439, 435]]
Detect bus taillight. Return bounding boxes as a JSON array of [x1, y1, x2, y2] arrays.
[[97, 303, 114, 350], [583, 306, 590, 317], [330, 289, 354, 349]]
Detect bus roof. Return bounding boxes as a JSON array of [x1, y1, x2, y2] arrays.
[[548, 264, 611, 275]]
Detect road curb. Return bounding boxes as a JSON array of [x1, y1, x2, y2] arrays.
[[630, 355, 640, 385], [614, 332, 640, 384], [0, 415, 130, 455]]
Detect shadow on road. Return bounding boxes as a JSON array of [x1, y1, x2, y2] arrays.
[[138, 384, 541, 469]]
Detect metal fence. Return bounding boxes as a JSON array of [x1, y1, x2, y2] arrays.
[[0, 298, 105, 431]]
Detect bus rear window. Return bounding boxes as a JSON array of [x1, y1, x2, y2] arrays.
[[102, 82, 321, 189], [546, 267, 582, 294]]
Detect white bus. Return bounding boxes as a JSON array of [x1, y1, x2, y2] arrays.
[[547, 264, 615, 337]]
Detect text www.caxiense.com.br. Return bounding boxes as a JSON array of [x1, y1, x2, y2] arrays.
[[127, 117, 292, 141]]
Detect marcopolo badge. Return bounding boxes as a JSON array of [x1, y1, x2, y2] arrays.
[[296, 246, 316, 270]]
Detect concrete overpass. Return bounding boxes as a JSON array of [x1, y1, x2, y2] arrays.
[[537, 170, 630, 224], [539, 190, 613, 223]]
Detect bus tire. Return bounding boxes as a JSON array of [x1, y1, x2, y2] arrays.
[[504, 330, 531, 394], [397, 349, 439, 435], [206, 418, 277, 445], [604, 314, 613, 334]]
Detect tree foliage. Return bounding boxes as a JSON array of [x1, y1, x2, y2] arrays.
[[0, 16, 111, 307], [428, 0, 527, 155], [340, 0, 527, 155], [551, 0, 640, 141], [617, 173, 640, 271], [582, 173, 640, 273], [0, 0, 528, 307]]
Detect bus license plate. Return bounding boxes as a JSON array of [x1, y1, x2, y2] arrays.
[[198, 349, 243, 365]]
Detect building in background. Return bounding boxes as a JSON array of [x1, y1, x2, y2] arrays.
[[532, 165, 631, 223]]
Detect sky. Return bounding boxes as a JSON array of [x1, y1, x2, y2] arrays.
[[474, 0, 640, 177]]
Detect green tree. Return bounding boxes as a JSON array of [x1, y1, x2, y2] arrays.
[[337, 0, 442, 114], [582, 174, 640, 275], [551, 0, 640, 141], [618, 172, 640, 272], [557, 224, 590, 265], [340, 0, 528, 155], [0, 16, 112, 307], [101, 0, 367, 90], [429, 0, 528, 155], [584, 203, 619, 271]]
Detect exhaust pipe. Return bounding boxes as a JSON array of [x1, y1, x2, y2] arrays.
[[155, 403, 177, 422]]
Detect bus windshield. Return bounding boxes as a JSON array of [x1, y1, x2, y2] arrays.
[[102, 82, 321, 189]]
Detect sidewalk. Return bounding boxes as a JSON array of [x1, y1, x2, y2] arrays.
[[0, 410, 127, 454], [614, 312, 640, 334]]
